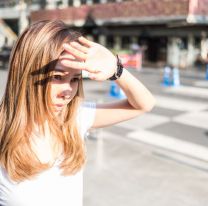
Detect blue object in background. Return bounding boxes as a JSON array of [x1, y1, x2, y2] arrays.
[[162, 66, 171, 86], [206, 64, 208, 80], [109, 81, 126, 99], [172, 67, 180, 87]]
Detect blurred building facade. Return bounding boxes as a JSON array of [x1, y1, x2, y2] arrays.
[[1, 0, 208, 68]]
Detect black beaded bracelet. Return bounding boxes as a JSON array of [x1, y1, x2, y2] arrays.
[[108, 55, 124, 81]]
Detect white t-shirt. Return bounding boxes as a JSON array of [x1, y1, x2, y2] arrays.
[[0, 102, 96, 206]]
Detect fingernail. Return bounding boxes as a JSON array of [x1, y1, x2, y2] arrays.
[[63, 43, 68, 48]]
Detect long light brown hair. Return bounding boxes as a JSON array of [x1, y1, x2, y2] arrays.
[[0, 20, 85, 182]]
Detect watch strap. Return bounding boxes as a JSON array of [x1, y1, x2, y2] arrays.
[[108, 55, 124, 81]]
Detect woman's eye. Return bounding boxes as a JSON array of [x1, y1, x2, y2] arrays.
[[71, 78, 80, 83], [53, 75, 63, 80]]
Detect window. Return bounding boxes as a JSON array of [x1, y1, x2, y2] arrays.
[[195, 37, 200, 49], [93, 0, 100, 3], [121, 36, 130, 49], [68, 0, 73, 5], [106, 36, 114, 48], [180, 37, 187, 50]]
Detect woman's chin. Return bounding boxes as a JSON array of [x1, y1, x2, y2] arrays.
[[53, 105, 68, 116]]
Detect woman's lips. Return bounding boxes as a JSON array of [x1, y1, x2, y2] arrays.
[[53, 102, 70, 111], [53, 104, 65, 111], [55, 104, 64, 107]]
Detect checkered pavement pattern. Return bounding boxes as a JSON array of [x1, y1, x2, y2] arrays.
[[102, 83, 208, 162]]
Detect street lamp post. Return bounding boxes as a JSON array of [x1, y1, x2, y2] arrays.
[[18, 0, 29, 35]]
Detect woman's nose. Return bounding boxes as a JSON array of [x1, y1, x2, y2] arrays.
[[59, 82, 72, 98]]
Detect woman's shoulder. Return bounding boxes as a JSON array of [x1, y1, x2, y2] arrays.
[[78, 101, 96, 117], [77, 101, 96, 137]]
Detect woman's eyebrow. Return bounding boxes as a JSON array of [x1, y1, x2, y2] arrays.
[[74, 73, 82, 77], [54, 68, 65, 73], [54, 68, 82, 76]]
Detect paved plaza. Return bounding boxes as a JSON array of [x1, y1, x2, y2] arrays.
[[82, 68, 208, 206]]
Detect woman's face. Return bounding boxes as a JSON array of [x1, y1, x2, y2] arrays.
[[50, 53, 82, 115]]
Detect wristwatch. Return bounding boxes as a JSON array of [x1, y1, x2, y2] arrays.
[[108, 55, 124, 81]]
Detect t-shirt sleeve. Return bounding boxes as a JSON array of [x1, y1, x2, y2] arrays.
[[77, 101, 96, 139]]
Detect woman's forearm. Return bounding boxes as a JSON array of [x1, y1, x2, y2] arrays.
[[115, 68, 156, 111]]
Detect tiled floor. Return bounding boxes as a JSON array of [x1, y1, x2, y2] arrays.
[[84, 131, 208, 206], [82, 70, 208, 206]]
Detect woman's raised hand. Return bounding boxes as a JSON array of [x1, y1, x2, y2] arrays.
[[60, 36, 117, 81]]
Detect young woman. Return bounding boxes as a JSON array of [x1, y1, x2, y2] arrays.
[[0, 20, 155, 206]]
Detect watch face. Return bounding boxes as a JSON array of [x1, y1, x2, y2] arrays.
[[115, 73, 119, 78]]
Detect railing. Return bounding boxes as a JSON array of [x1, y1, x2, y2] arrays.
[[0, 0, 125, 9], [0, 0, 17, 7], [0, 0, 44, 8]]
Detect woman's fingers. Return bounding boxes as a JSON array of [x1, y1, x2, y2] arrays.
[[60, 59, 86, 70], [59, 52, 76, 60], [60, 58, 100, 74], [63, 43, 87, 61], [70, 42, 88, 54], [61, 37, 106, 75], [78, 36, 94, 47]]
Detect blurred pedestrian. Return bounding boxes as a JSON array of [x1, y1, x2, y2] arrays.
[[0, 20, 155, 206], [130, 42, 141, 54]]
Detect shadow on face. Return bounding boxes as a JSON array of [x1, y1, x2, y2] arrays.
[[30, 60, 58, 86]]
